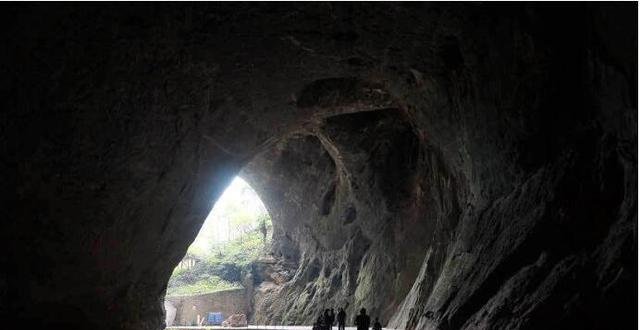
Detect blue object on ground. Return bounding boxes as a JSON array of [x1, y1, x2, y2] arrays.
[[208, 312, 224, 325]]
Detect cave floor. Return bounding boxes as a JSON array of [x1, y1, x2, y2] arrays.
[[166, 326, 388, 330]]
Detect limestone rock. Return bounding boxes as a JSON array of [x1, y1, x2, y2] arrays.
[[222, 313, 248, 327]]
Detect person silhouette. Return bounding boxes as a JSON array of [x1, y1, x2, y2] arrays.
[[373, 317, 382, 330], [329, 308, 336, 330], [355, 308, 371, 330], [313, 316, 323, 330], [337, 307, 346, 330], [323, 309, 331, 330]]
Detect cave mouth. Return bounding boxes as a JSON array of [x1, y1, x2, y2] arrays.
[[164, 176, 272, 327], [0, 5, 634, 330]]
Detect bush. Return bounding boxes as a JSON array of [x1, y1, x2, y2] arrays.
[[166, 275, 241, 296], [166, 215, 272, 295]]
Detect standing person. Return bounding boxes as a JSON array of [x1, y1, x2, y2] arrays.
[[313, 316, 323, 330], [355, 308, 371, 330], [337, 307, 347, 330], [373, 318, 382, 330], [323, 309, 331, 330], [329, 308, 336, 330], [318, 313, 326, 330]]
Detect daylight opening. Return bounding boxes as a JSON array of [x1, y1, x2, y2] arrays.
[[164, 176, 272, 327]]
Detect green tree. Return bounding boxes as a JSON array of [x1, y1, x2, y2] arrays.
[[166, 212, 272, 296]]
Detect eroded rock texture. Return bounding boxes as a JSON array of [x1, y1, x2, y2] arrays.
[[0, 3, 636, 330], [243, 108, 461, 325]]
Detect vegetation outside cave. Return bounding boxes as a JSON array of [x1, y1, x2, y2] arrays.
[[166, 177, 272, 296]]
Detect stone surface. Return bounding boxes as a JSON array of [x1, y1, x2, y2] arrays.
[[222, 313, 248, 327], [243, 109, 458, 325], [0, 3, 635, 330]]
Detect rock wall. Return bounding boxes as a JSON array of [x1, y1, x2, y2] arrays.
[[241, 4, 638, 328], [243, 109, 461, 325], [0, 3, 635, 330]]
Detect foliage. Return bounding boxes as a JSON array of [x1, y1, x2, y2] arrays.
[[166, 275, 241, 296], [166, 211, 273, 296], [208, 226, 271, 267]]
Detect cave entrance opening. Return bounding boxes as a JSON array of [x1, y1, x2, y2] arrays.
[[164, 176, 272, 327]]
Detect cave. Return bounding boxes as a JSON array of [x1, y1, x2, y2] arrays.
[[0, 3, 636, 330]]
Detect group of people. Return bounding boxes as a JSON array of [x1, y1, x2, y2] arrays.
[[312, 307, 383, 330]]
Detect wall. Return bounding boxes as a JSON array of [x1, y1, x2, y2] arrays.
[[165, 288, 247, 326]]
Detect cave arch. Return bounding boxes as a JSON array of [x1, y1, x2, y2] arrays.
[[156, 75, 426, 326], [1, 5, 635, 330]]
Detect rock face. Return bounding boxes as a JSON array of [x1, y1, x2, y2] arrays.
[[222, 313, 248, 327], [0, 4, 636, 330], [243, 109, 460, 324]]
